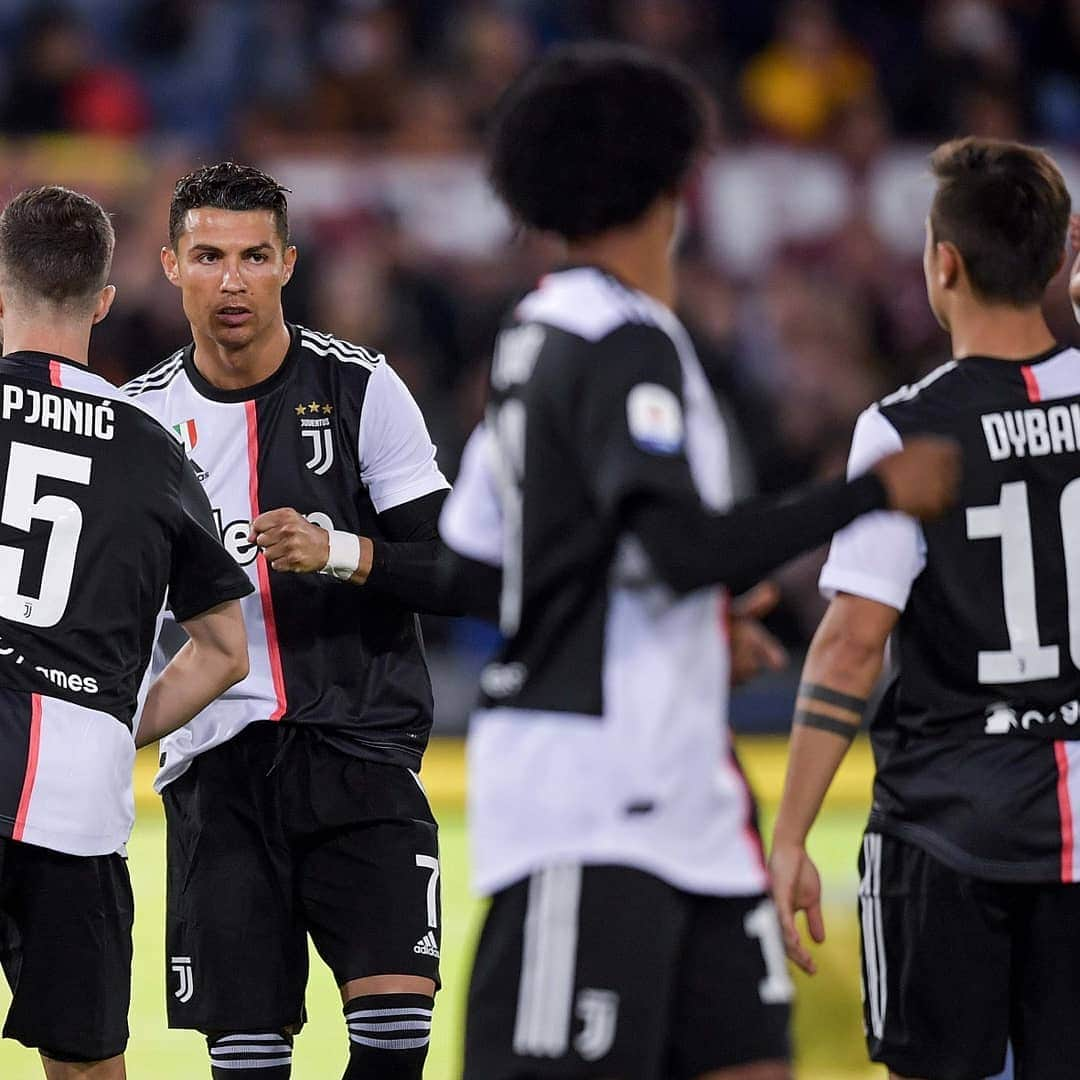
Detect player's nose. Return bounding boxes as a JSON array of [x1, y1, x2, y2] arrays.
[[219, 265, 247, 292]]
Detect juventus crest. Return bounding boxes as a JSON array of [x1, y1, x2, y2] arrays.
[[296, 401, 335, 475], [171, 955, 194, 1004]]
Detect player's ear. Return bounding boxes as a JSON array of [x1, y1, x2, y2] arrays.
[[161, 245, 181, 287], [92, 284, 117, 325], [281, 245, 298, 287], [936, 241, 962, 291]]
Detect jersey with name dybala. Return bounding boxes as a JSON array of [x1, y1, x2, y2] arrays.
[[821, 346, 1080, 883], [0, 352, 251, 855], [124, 325, 449, 790], [441, 267, 767, 899]]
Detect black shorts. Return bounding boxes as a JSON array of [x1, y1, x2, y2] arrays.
[[163, 722, 440, 1033], [464, 865, 791, 1079], [0, 837, 132, 1062], [860, 831, 1080, 1080]]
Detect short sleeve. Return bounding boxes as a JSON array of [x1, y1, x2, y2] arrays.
[[819, 405, 926, 611], [440, 423, 503, 567], [358, 362, 450, 513], [168, 459, 253, 622], [579, 323, 700, 516]]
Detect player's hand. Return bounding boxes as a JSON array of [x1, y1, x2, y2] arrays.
[[1068, 213, 1080, 323], [873, 435, 960, 521], [729, 581, 788, 687], [768, 841, 825, 975], [251, 508, 330, 573]]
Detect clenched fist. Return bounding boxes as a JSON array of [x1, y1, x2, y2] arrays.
[[250, 508, 330, 573], [873, 435, 961, 521]]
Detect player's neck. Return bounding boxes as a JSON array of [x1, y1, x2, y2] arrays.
[[948, 303, 1057, 363], [567, 217, 676, 309], [190, 319, 292, 390], [1, 313, 91, 365]]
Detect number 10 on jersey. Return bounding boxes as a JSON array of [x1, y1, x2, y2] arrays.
[[967, 479, 1080, 683]]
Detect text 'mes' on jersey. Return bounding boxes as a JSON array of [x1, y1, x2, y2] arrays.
[[124, 325, 449, 790], [821, 346, 1080, 883], [0, 352, 250, 855], [441, 267, 768, 899]]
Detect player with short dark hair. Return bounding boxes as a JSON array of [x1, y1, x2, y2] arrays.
[[125, 162, 462, 1080], [0, 185, 251, 1079], [770, 137, 1077, 1080], [440, 44, 959, 1080]]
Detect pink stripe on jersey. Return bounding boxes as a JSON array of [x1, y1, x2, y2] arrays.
[[13, 694, 42, 841], [1056, 741, 1075, 882], [245, 400, 287, 722], [1021, 348, 1080, 403], [1022, 365, 1041, 402], [48, 359, 63, 388], [1055, 742, 1080, 882]]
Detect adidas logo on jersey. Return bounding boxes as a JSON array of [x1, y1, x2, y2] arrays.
[[413, 931, 440, 958]]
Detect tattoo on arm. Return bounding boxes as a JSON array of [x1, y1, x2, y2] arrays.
[[793, 681, 867, 740]]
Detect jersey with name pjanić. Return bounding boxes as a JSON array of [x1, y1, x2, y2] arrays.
[[124, 325, 449, 790], [821, 346, 1080, 883], [441, 267, 768, 899], [0, 352, 250, 855]]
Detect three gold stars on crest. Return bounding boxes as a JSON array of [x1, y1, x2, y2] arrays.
[[295, 401, 333, 416]]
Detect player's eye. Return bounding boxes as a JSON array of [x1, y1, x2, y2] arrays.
[[247, 252, 268, 264], [196, 252, 218, 264]]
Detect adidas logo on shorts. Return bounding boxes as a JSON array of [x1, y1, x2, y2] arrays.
[[413, 931, 440, 958]]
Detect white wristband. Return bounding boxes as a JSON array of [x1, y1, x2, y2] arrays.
[[319, 530, 362, 581]]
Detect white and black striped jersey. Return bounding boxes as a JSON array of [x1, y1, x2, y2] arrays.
[[822, 346, 1080, 883], [441, 267, 769, 898], [0, 351, 251, 855], [124, 325, 450, 789]]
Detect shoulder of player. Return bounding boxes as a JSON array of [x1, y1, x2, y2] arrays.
[[295, 325, 385, 376], [876, 360, 962, 430], [515, 274, 680, 385], [516, 267, 676, 346], [58, 365, 187, 461], [120, 348, 186, 398]]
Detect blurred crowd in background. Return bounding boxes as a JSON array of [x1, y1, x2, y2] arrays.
[[0, 0, 1077, 727]]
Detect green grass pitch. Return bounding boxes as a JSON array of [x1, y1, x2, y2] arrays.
[[0, 755, 882, 1078]]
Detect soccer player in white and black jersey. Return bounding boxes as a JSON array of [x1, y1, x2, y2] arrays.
[[769, 139, 1079, 1080], [124, 164, 462, 1079], [0, 187, 251, 1078], [438, 45, 960, 1080]]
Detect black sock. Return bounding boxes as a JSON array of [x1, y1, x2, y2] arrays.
[[207, 1031, 292, 1078], [342, 993, 432, 1079]]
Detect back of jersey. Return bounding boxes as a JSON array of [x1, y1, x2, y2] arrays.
[[822, 346, 1080, 882], [0, 352, 216, 856]]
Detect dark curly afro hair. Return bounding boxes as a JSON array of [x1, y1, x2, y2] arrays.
[[488, 42, 710, 241]]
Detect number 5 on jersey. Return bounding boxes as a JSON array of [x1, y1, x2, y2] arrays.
[[0, 442, 92, 628]]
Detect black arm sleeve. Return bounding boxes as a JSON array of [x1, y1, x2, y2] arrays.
[[365, 489, 470, 616], [629, 471, 888, 596], [168, 457, 254, 622]]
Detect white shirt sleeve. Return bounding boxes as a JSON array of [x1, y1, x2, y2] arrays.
[[439, 423, 503, 567], [818, 405, 926, 611], [357, 362, 450, 513]]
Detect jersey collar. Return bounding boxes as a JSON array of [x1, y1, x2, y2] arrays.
[[182, 323, 303, 403], [960, 343, 1063, 370], [2, 350, 88, 370]]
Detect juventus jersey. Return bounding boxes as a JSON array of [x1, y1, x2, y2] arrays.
[[822, 346, 1080, 883], [0, 352, 250, 855], [441, 267, 769, 898], [124, 325, 449, 789]]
